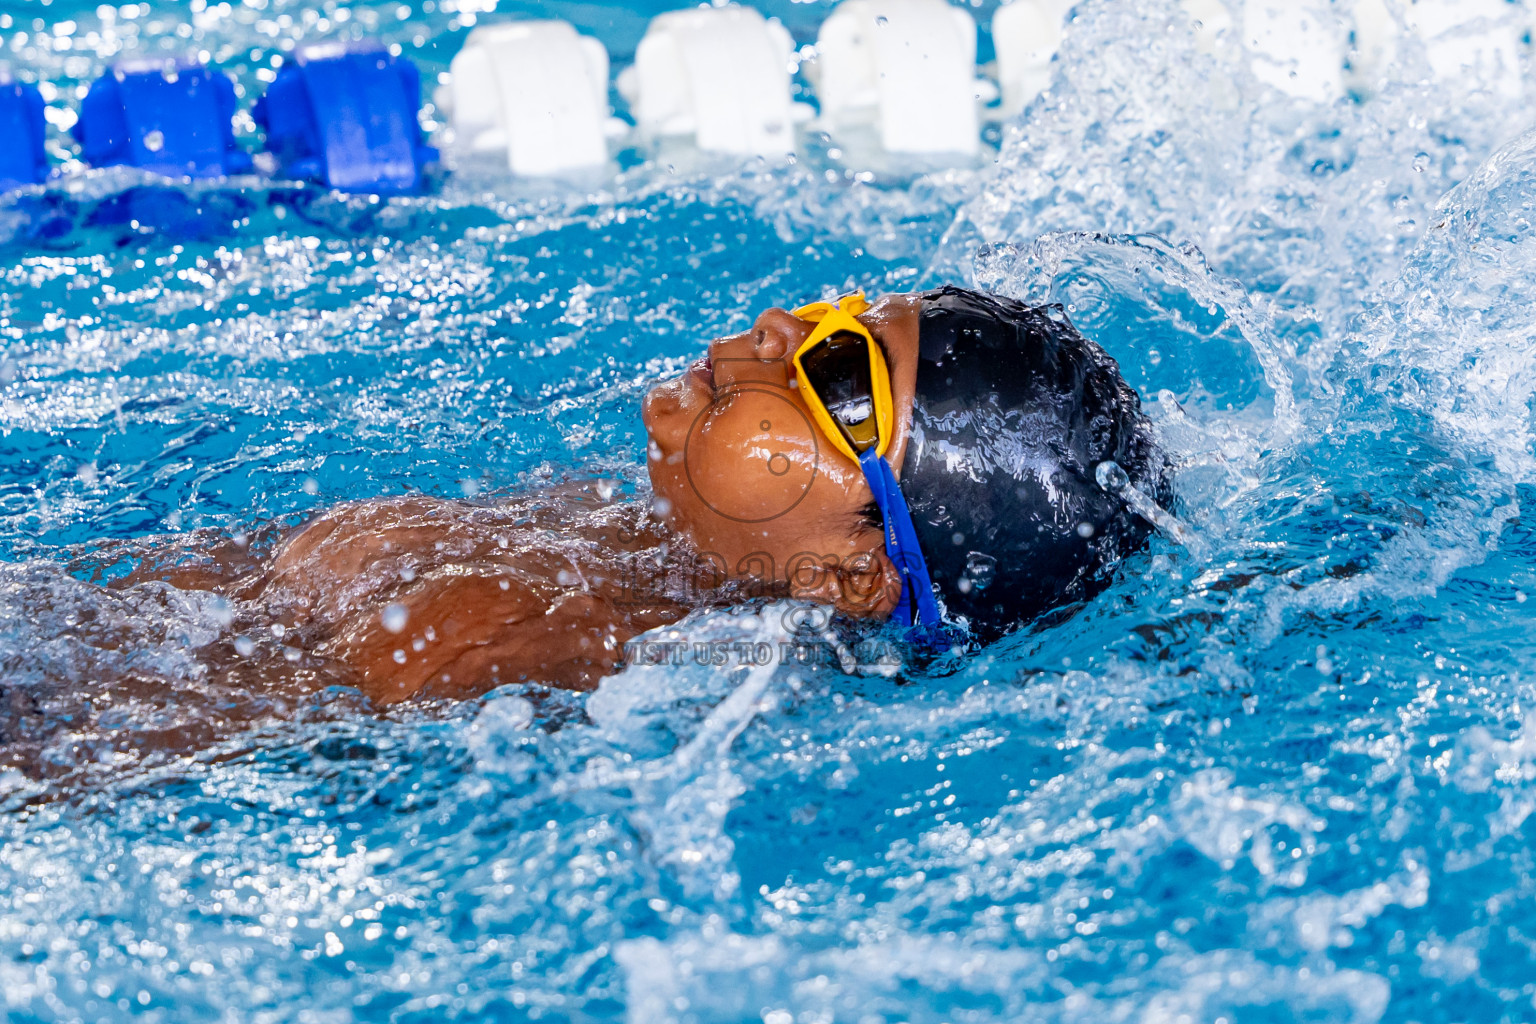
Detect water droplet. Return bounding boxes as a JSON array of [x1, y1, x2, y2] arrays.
[[1076, 522, 1096, 538], [393, 649, 407, 664], [142, 129, 164, 152], [1095, 461, 1131, 491], [382, 603, 409, 633], [234, 636, 254, 657], [302, 477, 319, 495]]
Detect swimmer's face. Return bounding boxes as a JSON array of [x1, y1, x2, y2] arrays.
[[642, 297, 924, 617]]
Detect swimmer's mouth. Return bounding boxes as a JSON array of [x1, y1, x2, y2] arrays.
[[688, 356, 714, 389]]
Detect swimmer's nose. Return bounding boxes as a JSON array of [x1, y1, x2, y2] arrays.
[[705, 307, 812, 380], [749, 307, 811, 362]]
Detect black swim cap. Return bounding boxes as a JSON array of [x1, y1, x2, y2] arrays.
[[899, 286, 1166, 639]]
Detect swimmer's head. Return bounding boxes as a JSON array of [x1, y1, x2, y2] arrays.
[[898, 287, 1165, 639], [642, 289, 1165, 638], [641, 298, 924, 617]]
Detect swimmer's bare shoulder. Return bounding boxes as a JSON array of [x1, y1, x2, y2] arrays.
[[259, 488, 684, 703]]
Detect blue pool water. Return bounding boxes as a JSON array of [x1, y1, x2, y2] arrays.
[[6, 0, 1536, 1021]]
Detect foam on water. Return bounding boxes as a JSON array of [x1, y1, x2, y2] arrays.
[[5, 0, 1536, 1021]]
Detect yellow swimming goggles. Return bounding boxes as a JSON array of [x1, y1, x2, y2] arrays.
[[791, 292, 895, 464], [790, 290, 945, 633]]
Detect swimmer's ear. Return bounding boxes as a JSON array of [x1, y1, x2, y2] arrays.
[[868, 548, 906, 619], [824, 547, 904, 619]]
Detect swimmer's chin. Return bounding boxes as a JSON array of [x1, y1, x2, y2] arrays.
[[641, 373, 686, 422], [641, 369, 709, 446]]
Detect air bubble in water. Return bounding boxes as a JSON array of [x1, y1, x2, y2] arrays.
[[963, 551, 996, 591]]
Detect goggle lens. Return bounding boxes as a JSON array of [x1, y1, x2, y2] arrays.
[[798, 330, 878, 453]]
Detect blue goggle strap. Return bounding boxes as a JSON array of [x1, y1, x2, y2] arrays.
[[858, 448, 943, 630]]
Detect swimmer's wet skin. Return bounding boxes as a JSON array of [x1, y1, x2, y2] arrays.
[[147, 287, 1164, 704]]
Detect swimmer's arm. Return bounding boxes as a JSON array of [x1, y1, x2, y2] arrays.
[[320, 567, 630, 703], [88, 528, 272, 595]]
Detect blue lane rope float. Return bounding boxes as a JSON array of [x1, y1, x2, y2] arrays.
[[73, 61, 252, 179], [5, 5, 999, 194], [0, 76, 49, 193], [253, 45, 438, 194]]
